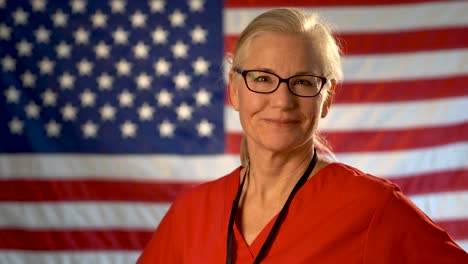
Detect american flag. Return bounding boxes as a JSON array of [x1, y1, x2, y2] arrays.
[[0, 0, 466, 263]]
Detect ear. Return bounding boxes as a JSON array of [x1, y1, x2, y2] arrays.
[[228, 69, 240, 111], [321, 79, 337, 118]]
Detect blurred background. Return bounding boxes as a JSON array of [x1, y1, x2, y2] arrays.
[[0, 0, 467, 263]]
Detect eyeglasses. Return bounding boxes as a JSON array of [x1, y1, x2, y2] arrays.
[[233, 67, 327, 97]]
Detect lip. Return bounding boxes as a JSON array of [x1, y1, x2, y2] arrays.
[[263, 118, 300, 126]]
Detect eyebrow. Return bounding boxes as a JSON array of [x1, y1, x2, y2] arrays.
[[253, 67, 318, 76]]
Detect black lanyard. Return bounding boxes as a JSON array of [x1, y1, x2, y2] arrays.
[[226, 149, 318, 264]]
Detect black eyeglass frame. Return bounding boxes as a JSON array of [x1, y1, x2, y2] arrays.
[[233, 67, 328, 98]]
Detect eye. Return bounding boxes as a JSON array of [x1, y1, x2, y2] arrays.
[[254, 75, 273, 82], [295, 79, 313, 86], [247, 72, 274, 83]]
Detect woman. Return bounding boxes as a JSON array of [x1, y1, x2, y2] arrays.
[[138, 8, 467, 263]]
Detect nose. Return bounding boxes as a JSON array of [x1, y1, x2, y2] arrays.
[[270, 81, 295, 108]]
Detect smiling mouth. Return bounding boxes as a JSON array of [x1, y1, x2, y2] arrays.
[[264, 119, 300, 126]]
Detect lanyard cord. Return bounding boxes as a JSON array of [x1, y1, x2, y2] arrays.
[[226, 149, 318, 264]]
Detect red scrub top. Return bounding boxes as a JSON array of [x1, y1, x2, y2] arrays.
[[138, 163, 467, 263]]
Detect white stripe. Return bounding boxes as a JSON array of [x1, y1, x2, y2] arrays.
[[456, 240, 468, 252], [226, 96, 468, 132], [409, 191, 468, 221], [0, 251, 139, 264], [224, 2, 468, 34]]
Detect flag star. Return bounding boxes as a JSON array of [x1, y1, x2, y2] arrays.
[[156, 89, 172, 107], [4, 86, 20, 103], [135, 72, 152, 89], [121, 120, 137, 138], [8, 117, 24, 135], [77, 58, 93, 75], [151, 26, 168, 44], [12, 8, 29, 26], [16, 39, 33, 57], [97, 72, 114, 90], [56, 41, 72, 58], [154, 58, 171, 76], [190, 25, 207, 44], [130, 10, 147, 28], [74, 27, 90, 44], [25, 101, 41, 119], [118, 89, 134, 107], [41, 89, 57, 106], [91, 10, 107, 28], [0, 0, 4, 8], [192, 57, 210, 75], [52, 9, 68, 27], [159, 120, 175, 137], [115, 58, 132, 76], [95, 41, 111, 58], [34, 26, 51, 43], [110, 0, 126, 13], [189, 0, 204, 12], [80, 89, 96, 107], [45, 119, 61, 137], [195, 88, 211, 106], [0, 23, 11, 40], [113, 27, 129, 45], [61, 103, 78, 121], [171, 40, 189, 58], [133, 41, 149, 59], [58, 72, 75, 89], [100, 103, 116, 120], [197, 119, 214, 137], [82, 120, 99, 138], [138, 103, 154, 121], [1, 55, 16, 71], [173, 71, 191, 90], [169, 9, 186, 27], [149, 0, 165, 13], [38, 57, 55, 75], [176, 102, 193, 120], [31, 0, 47, 12], [21, 71, 36, 88], [70, 0, 86, 13]]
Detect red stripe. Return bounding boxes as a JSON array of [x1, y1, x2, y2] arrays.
[[391, 169, 468, 195], [225, 28, 468, 55], [437, 219, 468, 241], [225, 0, 442, 7]]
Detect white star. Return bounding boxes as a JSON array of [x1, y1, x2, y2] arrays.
[[133, 41, 149, 59], [192, 57, 210, 75], [38, 57, 54, 75], [41, 89, 57, 106], [1, 55, 16, 71], [4, 86, 20, 103], [94, 41, 111, 58], [154, 58, 171, 76], [21, 71, 36, 88], [135, 72, 152, 89], [138, 103, 154, 121], [171, 40, 188, 58], [31, 0, 46, 12], [188, 0, 204, 12], [77, 58, 93, 75], [58, 72, 75, 89], [34, 26, 51, 43], [91, 10, 107, 28], [82, 120, 99, 138], [169, 9, 186, 27], [80, 89, 96, 107], [109, 0, 126, 13], [151, 26, 168, 44], [45, 119, 61, 137], [118, 89, 134, 107], [195, 88, 211, 106], [115, 58, 132, 76], [190, 25, 207, 44], [0, 23, 11, 40], [70, 0, 86, 13], [149, 0, 165, 13], [159, 119, 175, 137], [16, 39, 33, 57], [74, 27, 89, 44], [113, 27, 129, 45], [61, 103, 78, 121], [176, 102, 193, 120], [100, 103, 116, 120], [130, 10, 147, 28], [156, 89, 172, 107], [8, 117, 24, 135], [56, 41, 72, 58], [0, 0, 4, 8], [12, 8, 29, 26], [197, 119, 214, 137], [121, 120, 137, 138], [97, 72, 113, 90], [25, 101, 40, 119], [173, 71, 191, 90], [52, 9, 68, 27]]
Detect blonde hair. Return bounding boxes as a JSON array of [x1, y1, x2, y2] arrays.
[[231, 8, 343, 165]]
